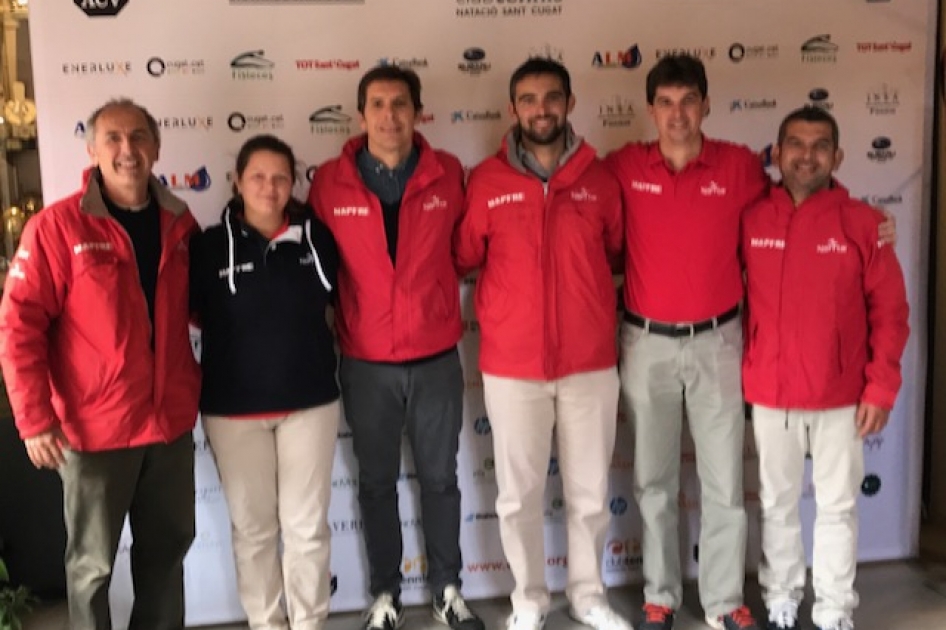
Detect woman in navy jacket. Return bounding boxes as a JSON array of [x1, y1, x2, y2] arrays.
[[190, 134, 339, 630]]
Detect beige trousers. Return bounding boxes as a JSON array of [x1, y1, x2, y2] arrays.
[[483, 368, 619, 616], [204, 401, 340, 630]]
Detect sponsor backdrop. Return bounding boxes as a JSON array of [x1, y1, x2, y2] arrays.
[[29, 0, 933, 626]]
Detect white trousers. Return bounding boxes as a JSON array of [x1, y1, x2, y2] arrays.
[[752, 404, 863, 627], [204, 401, 340, 630], [483, 368, 619, 617]]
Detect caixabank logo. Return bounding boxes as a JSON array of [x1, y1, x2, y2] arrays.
[[75, 0, 129, 17]]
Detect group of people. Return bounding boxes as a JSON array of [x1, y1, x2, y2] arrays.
[[0, 52, 908, 630]]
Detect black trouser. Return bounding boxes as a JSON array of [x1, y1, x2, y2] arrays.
[[339, 349, 464, 600]]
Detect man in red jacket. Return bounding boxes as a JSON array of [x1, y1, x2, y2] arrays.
[[0, 98, 201, 629], [741, 107, 908, 630], [308, 66, 483, 630], [455, 57, 630, 630]]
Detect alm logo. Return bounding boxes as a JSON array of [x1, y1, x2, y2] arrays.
[[75, 0, 129, 17], [158, 167, 212, 192]]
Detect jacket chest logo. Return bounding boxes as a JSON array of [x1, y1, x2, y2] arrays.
[[334, 206, 370, 217], [700, 180, 727, 197], [73, 241, 114, 255], [487, 192, 525, 209], [631, 180, 662, 195], [816, 238, 848, 254], [423, 194, 448, 212], [749, 237, 785, 250], [570, 187, 598, 202], [218, 262, 254, 278]]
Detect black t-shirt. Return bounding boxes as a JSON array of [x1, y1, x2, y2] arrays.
[[103, 194, 162, 328]]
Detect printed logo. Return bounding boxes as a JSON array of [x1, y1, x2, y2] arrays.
[[231, 50, 275, 80], [331, 477, 357, 489], [750, 237, 786, 250], [295, 58, 360, 71], [309, 105, 352, 135], [456, 0, 563, 18], [158, 166, 212, 192], [228, 111, 285, 132], [330, 575, 338, 597], [156, 115, 213, 132], [487, 192, 525, 209], [473, 416, 491, 435], [867, 136, 896, 163], [610, 496, 628, 516], [402, 555, 427, 588], [801, 34, 839, 63], [816, 238, 849, 254], [604, 537, 642, 573], [544, 496, 565, 521], [866, 84, 899, 115], [147, 57, 205, 78], [464, 511, 498, 522], [75, 0, 129, 17], [856, 41, 912, 53], [598, 95, 635, 128], [423, 194, 449, 211], [334, 206, 370, 217], [329, 519, 363, 535], [592, 46, 643, 69], [861, 473, 882, 497], [472, 457, 495, 483], [631, 180, 662, 195], [62, 61, 131, 76], [728, 42, 779, 63], [529, 43, 565, 62], [378, 56, 429, 70], [570, 187, 598, 202], [656, 47, 715, 61], [729, 98, 776, 113], [808, 87, 834, 111], [700, 181, 727, 196], [459, 47, 492, 75], [451, 109, 502, 123]]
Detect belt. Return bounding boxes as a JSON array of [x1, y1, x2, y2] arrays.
[[623, 305, 741, 338]]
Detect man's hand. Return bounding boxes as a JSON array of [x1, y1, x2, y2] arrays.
[[24, 427, 69, 469], [878, 210, 897, 246], [855, 402, 890, 438]]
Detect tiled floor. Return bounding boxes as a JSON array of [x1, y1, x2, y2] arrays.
[[22, 561, 946, 629]]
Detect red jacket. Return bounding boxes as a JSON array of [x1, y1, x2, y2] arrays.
[[309, 133, 463, 362], [455, 132, 623, 380], [0, 170, 201, 450], [741, 183, 909, 410]]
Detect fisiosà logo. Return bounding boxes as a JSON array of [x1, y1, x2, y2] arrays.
[[75, 0, 130, 16]]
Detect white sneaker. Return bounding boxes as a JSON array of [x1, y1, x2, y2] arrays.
[[570, 605, 635, 630], [506, 611, 546, 630], [767, 600, 799, 630], [816, 618, 853, 630]]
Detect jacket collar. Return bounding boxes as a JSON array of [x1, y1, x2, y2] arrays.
[[78, 167, 189, 218]]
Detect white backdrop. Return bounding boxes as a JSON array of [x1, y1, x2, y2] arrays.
[[28, 1, 934, 626]]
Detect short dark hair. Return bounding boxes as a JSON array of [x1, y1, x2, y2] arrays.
[[645, 54, 708, 105], [777, 106, 840, 149], [356, 65, 423, 114], [86, 98, 160, 146], [508, 57, 572, 103], [232, 134, 297, 196]]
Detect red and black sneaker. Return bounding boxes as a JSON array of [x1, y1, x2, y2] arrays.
[[707, 605, 760, 630], [639, 603, 674, 630]]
